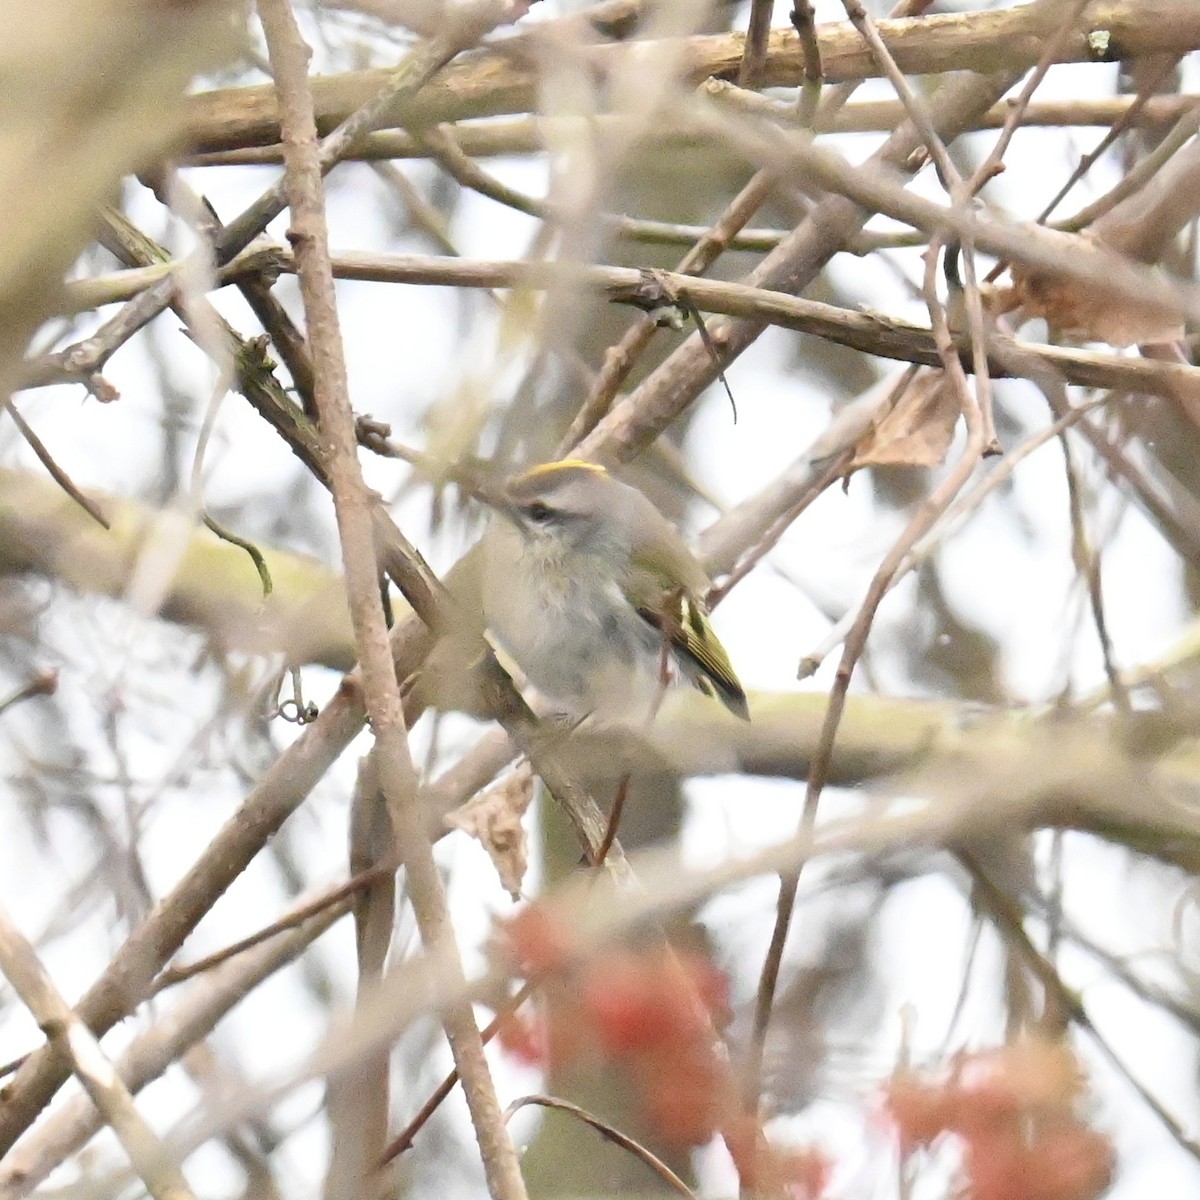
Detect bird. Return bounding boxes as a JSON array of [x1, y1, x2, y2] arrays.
[[480, 459, 749, 722]]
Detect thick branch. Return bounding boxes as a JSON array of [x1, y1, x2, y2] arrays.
[[182, 95, 1200, 166], [185, 1, 1200, 152]]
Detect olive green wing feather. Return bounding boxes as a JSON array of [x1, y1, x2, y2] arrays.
[[633, 585, 750, 721], [626, 514, 749, 720]]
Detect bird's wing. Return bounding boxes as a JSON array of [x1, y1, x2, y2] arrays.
[[632, 579, 749, 720]]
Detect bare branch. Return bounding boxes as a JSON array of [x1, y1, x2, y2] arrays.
[[257, 5, 527, 1199]]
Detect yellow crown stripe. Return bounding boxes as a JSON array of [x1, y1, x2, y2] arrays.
[[521, 459, 605, 479], [513, 459, 608, 487]]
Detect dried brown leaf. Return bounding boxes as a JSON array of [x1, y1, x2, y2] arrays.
[[993, 231, 1184, 347], [846, 369, 960, 473], [445, 762, 534, 900]]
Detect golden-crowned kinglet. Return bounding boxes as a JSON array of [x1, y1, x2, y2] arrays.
[[481, 460, 749, 722]]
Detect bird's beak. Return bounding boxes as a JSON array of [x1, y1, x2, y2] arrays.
[[478, 487, 525, 532]]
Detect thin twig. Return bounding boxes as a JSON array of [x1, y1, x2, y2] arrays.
[[0, 670, 59, 719], [202, 514, 273, 598], [595, 632, 674, 865], [327, 754, 398, 1194], [1061, 396, 1200, 569], [838, 0, 1001, 449], [149, 867, 386, 995], [1036, 56, 1184, 225], [1057, 430, 1131, 716], [676, 290, 738, 422], [4, 401, 109, 529], [796, 390, 1118, 678], [503, 1094, 696, 1199], [418, 123, 548, 220], [738, 0, 775, 87], [379, 981, 535, 1165], [744, 240, 989, 1112], [789, 0, 823, 125], [706, 450, 850, 608], [839, 0, 959, 191], [977, 0, 1095, 174], [1058, 102, 1200, 234]]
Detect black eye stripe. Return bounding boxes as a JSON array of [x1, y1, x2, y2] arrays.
[[525, 501, 554, 523]]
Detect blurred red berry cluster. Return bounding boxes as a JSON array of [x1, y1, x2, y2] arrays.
[[497, 906, 733, 1145], [884, 1040, 1115, 1200], [496, 905, 829, 1198]]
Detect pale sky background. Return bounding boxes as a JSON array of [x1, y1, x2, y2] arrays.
[[1, 3, 1198, 1197]]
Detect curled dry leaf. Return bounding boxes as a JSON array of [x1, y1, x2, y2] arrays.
[[445, 761, 533, 899], [991, 230, 1183, 347], [807, 374, 901, 464], [845, 369, 960, 475]]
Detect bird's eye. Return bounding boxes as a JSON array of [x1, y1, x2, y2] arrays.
[[525, 501, 554, 524]]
